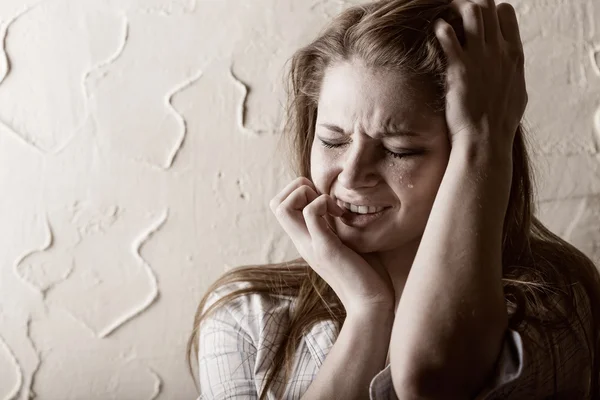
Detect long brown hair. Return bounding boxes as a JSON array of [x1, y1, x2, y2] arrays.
[[187, 1, 600, 398]]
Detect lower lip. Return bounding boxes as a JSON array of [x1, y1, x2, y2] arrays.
[[338, 207, 392, 228]]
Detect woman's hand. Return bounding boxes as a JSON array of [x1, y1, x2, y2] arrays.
[[434, 0, 527, 157], [270, 177, 395, 316]]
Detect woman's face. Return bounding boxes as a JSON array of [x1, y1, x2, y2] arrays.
[[311, 59, 451, 254]]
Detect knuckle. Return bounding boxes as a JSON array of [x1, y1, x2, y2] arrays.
[[297, 176, 313, 187], [269, 198, 277, 211], [274, 204, 288, 218], [302, 202, 312, 217], [447, 64, 468, 83], [438, 22, 454, 37], [462, 3, 481, 18], [455, 64, 468, 76], [303, 194, 324, 215]]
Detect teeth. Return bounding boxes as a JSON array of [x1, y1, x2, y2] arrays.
[[336, 200, 385, 214]]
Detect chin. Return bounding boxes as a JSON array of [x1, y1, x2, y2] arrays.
[[338, 234, 387, 254], [337, 226, 420, 254]]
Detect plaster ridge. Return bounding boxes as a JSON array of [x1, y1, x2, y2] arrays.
[[25, 316, 41, 400], [96, 209, 167, 338], [138, 0, 197, 17], [563, 197, 588, 241], [0, 2, 48, 154], [147, 367, 163, 399], [0, 118, 46, 155], [14, 213, 54, 299], [538, 194, 600, 205], [591, 45, 600, 153], [0, 1, 45, 87], [82, 13, 130, 100], [164, 69, 203, 169], [229, 65, 273, 136], [0, 333, 23, 400], [590, 45, 600, 77], [594, 107, 600, 153]]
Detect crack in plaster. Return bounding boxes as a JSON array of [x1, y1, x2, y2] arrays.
[[229, 65, 274, 136], [163, 70, 203, 169], [94, 209, 167, 338], [0, 334, 22, 400]]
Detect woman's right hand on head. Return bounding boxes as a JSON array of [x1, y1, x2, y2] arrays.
[[269, 177, 395, 317]]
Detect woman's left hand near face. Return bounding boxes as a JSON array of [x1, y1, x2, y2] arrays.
[[434, 0, 528, 157]]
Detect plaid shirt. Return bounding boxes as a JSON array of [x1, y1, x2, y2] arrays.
[[197, 281, 593, 399]]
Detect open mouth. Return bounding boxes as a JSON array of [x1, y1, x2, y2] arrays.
[[339, 206, 392, 227]]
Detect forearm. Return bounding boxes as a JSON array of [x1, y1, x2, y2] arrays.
[[301, 308, 394, 400], [390, 141, 512, 398]]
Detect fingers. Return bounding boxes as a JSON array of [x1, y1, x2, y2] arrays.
[[434, 18, 463, 65], [449, 1, 484, 54], [468, 0, 501, 45], [444, 0, 502, 50], [496, 2, 523, 51], [274, 184, 317, 245], [303, 194, 344, 250], [269, 177, 316, 213], [270, 177, 344, 258], [436, 0, 522, 66]]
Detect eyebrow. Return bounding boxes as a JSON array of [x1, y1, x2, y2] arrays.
[[318, 123, 422, 138]]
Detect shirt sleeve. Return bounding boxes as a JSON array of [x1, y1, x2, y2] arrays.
[[197, 292, 259, 400], [476, 284, 593, 399], [368, 284, 593, 399], [367, 329, 521, 400]]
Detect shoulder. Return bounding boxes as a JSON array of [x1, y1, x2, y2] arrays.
[[201, 280, 295, 343]]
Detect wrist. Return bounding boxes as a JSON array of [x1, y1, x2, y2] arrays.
[[450, 136, 513, 173], [346, 303, 395, 326]]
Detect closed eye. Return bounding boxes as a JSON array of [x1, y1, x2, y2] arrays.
[[318, 139, 419, 159]]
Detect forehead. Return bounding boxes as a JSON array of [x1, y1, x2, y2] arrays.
[[316, 60, 440, 133]]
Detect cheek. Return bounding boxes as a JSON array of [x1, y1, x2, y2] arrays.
[[310, 145, 337, 181], [391, 156, 447, 198], [407, 158, 448, 205], [309, 158, 327, 195]]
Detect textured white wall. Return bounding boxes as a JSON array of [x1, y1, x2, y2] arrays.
[[0, 0, 598, 398]]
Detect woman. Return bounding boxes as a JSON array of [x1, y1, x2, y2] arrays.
[[187, 0, 600, 398]]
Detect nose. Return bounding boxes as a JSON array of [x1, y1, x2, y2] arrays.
[[337, 141, 380, 189]]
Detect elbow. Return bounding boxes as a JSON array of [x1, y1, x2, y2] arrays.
[[391, 367, 472, 400], [391, 326, 509, 399]]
